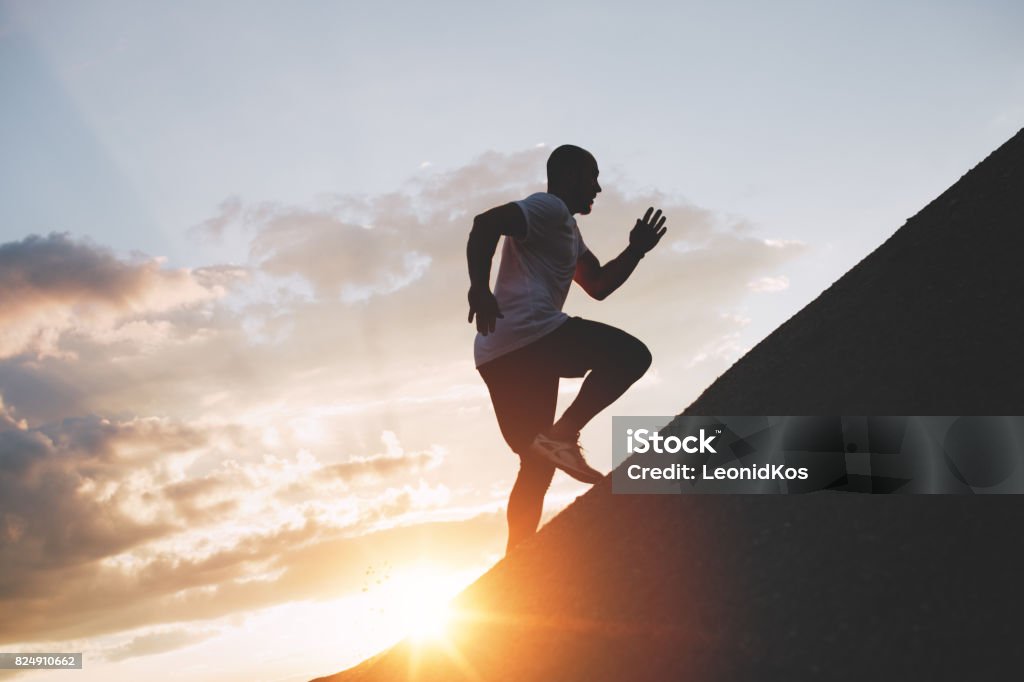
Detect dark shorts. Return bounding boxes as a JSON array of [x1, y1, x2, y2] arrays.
[[477, 316, 649, 456]]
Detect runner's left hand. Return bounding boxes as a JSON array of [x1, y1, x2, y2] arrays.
[[628, 207, 668, 256]]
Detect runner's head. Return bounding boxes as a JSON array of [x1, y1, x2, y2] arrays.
[[547, 145, 601, 216]]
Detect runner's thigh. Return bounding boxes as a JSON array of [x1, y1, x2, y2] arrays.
[[542, 317, 649, 377], [479, 351, 559, 455]]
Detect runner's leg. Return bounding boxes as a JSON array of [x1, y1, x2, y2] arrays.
[[505, 451, 556, 553], [548, 318, 652, 439], [479, 350, 559, 554]]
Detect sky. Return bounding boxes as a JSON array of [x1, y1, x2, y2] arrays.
[[1, 0, 1022, 680]]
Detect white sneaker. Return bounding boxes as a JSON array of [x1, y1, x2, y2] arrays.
[[529, 432, 604, 484]]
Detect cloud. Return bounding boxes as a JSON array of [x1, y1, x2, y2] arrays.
[[0, 414, 207, 604], [748, 275, 791, 292], [0, 508, 502, 644], [0, 148, 808, 429], [0, 396, 25, 431], [0, 233, 242, 359], [0, 410, 458, 644], [247, 204, 432, 300], [317, 432, 444, 483], [189, 195, 242, 242], [101, 627, 217, 662]]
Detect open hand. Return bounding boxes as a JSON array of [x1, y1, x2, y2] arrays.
[[629, 207, 668, 256], [467, 287, 503, 335]]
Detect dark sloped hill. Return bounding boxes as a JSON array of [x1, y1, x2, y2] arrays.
[[681, 129, 1024, 416], [315, 128, 1024, 682]]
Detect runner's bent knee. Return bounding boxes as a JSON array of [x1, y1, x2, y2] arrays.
[[605, 329, 651, 380], [629, 338, 653, 377]]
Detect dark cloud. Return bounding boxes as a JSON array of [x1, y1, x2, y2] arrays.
[[0, 398, 24, 431], [0, 233, 151, 311], [0, 233, 236, 359], [0, 415, 206, 603]]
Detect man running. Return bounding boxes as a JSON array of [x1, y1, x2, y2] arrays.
[[467, 144, 667, 554]]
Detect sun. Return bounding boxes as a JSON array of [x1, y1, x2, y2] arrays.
[[377, 562, 460, 643], [397, 585, 453, 641]]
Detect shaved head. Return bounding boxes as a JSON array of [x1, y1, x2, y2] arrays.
[[545, 144, 601, 215], [546, 145, 596, 185]]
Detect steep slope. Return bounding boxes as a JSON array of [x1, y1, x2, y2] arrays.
[[681, 129, 1024, 416], [315, 128, 1024, 681]]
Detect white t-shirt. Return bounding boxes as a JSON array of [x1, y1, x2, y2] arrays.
[[474, 192, 589, 367]]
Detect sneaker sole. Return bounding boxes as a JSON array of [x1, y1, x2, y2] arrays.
[[530, 441, 604, 484]]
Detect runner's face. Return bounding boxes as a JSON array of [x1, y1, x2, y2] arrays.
[[573, 161, 601, 215]]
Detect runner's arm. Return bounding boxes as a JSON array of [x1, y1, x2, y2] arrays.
[[466, 203, 527, 334], [573, 248, 644, 301], [574, 206, 667, 300]]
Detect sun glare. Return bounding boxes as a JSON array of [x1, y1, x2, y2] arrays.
[[398, 586, 452, 641], [376, 562, 460, 643]]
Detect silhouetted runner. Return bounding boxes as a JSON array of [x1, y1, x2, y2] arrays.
[[467, 144, 667, 554]]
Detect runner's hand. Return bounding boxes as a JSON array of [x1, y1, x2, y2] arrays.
[[468, 287, 503, 335], [628, 207, 668, 257]]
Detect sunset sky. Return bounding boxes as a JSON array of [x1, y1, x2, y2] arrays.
[[2, 1, 1022, 680]]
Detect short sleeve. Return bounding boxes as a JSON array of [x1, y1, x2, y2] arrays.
[[514, 193, 571, 245]]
